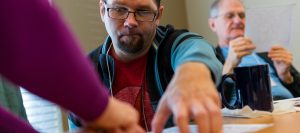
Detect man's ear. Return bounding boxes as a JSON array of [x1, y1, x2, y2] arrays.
[[208, 18, 217, 32], [154, 6, 164, 26], [99, 0, 105, 22]]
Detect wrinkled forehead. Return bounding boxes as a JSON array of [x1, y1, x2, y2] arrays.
[[218, 0, 245, 14], [104, 0, 158, 10]]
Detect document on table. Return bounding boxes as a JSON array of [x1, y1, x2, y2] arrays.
[[222, 97, 300, 118], [154, 124, 273, 133]]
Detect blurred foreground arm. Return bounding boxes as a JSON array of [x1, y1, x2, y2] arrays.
[[0, 0, 142, 132]]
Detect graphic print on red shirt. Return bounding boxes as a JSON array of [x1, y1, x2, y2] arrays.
[[110, 49, 154, 131]]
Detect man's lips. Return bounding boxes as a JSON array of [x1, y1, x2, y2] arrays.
[[231, 24, 245, 30], [120, 29, 142, 36], [121, 34, 139, 36], [120, 32, 141, 38]]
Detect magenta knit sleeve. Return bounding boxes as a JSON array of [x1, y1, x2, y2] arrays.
[[0, 0, 109, 122]]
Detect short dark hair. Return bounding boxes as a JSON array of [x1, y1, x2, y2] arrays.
[[102, 0, 161, 7]]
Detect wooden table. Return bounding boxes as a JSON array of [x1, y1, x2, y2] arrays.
[[223, 112, 300, 133]]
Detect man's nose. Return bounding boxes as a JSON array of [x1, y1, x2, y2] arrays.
[[232, 15, 243, 23], [124, 13, 138, 28]]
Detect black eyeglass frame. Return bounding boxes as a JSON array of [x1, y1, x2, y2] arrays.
[[105, 7, 158, 22], [213, 12, 246, 20]]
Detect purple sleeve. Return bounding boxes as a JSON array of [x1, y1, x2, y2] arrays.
[[0, 108, 38, 133], [0, 0, 109, 122]]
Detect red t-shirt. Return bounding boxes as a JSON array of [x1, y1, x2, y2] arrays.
[[110, 50, 154, 131]]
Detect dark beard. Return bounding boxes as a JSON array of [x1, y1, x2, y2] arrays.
[[118, 35, 145, 54]]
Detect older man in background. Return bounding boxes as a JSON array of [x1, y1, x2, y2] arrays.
[[208, 0, 300, 100]]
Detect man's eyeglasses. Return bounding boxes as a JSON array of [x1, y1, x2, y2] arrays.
[[106, 7, 158, 22], [215, 12, 246, 20]]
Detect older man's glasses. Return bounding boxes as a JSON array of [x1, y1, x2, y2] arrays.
[[216, 12, 246, 20], [106, 7, 157, 22]]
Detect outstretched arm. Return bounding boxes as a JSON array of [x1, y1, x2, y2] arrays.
[[0, 0, 142, 132], [152, 62, 222, 133], [152, 38, 223, 133]]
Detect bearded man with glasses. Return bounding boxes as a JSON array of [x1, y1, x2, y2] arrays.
[[69, 0, 223, 133]]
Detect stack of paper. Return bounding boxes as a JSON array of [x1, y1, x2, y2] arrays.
[[222, 97, 300, 118], [154, 124, 273, 133]]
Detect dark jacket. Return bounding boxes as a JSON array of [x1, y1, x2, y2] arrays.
[[68, 25, 223, 129], [215, 46, 300, 98]]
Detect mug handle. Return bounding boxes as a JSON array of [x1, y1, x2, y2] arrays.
[[218, 73, 240, 109]]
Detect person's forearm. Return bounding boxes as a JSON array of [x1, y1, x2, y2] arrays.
[[0, 108, 38, 132], [0, 0, 108, 122], [222, 61, 236, 75], [174, 62, 213, 83]]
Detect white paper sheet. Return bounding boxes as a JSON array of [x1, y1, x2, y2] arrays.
[[245, 4, 296, 52], [156, 124, 273, 133], [222, 97, 300, 118]]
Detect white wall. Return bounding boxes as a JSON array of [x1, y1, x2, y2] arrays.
[[185, 0, 217, 45], [55, 0, 107, 52], [185, 0, 300, 70], [160, 0, 188, 29], [55, 0, 187, 52]]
